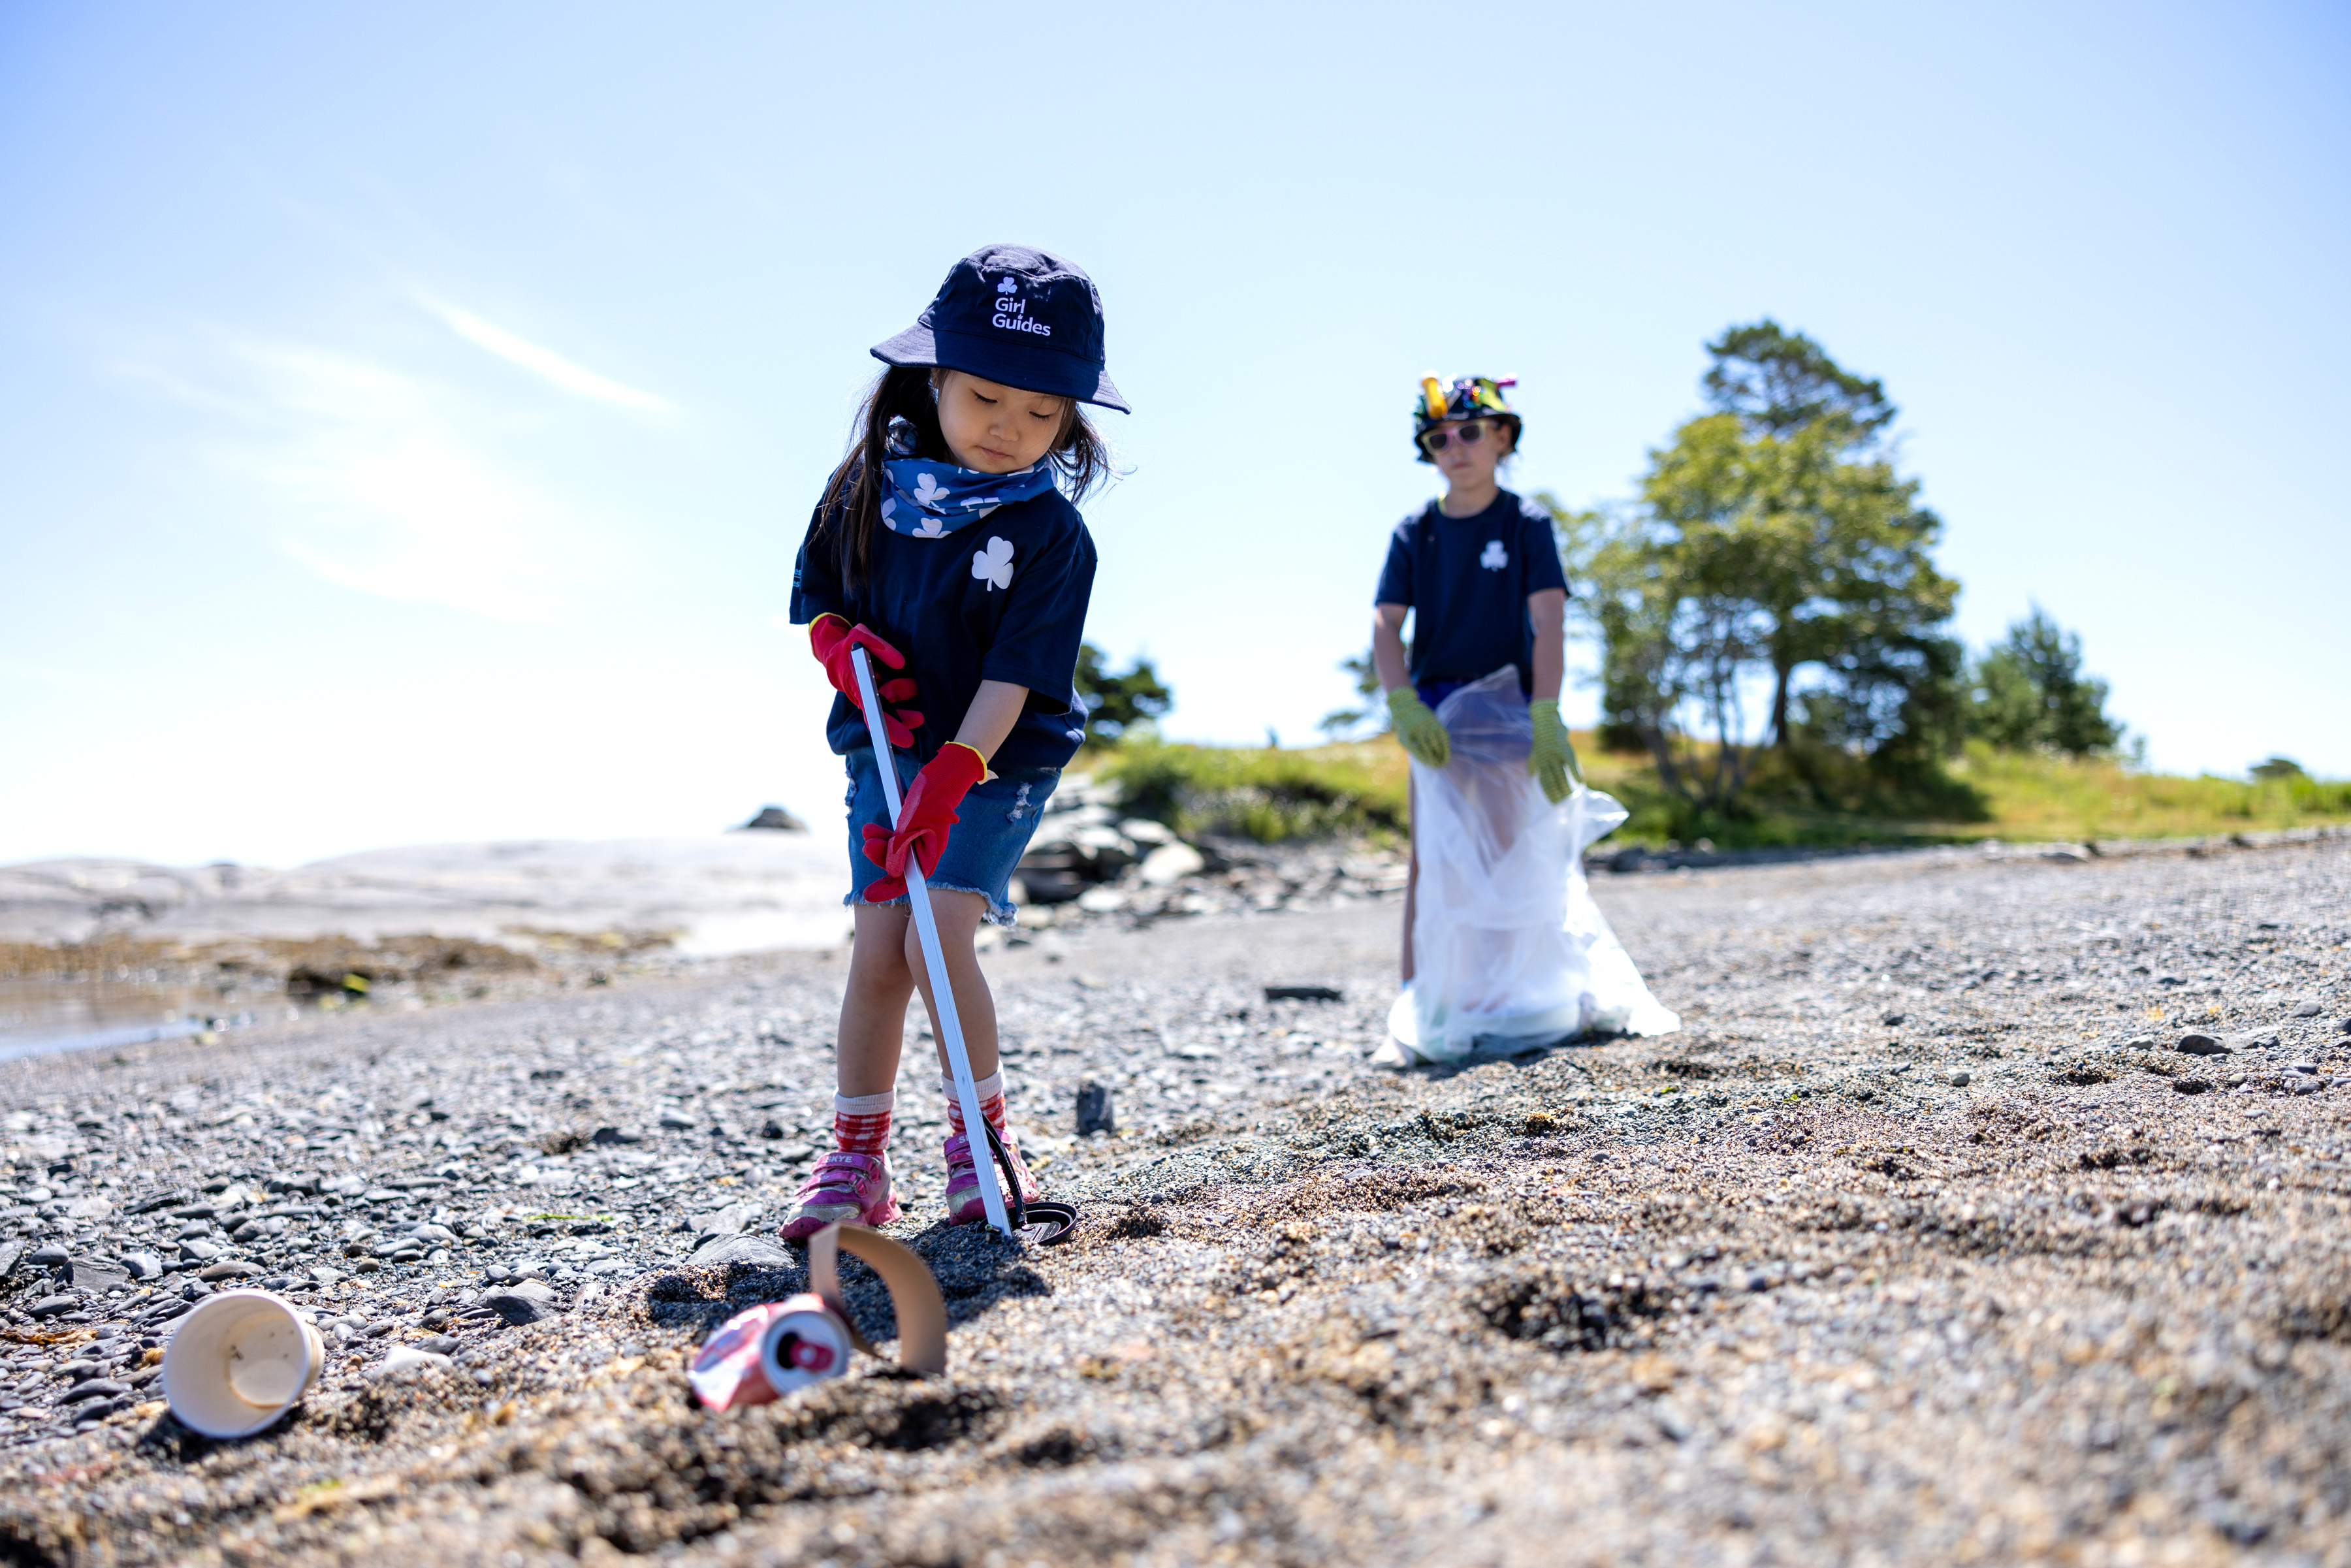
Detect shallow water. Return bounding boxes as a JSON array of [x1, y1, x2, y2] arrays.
[[0, 977, 266, 1063]]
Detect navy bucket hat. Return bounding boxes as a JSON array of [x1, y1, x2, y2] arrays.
[[871, 244, 1128, 413]]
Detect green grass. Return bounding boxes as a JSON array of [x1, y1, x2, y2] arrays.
[[1092, 737, 1407, 844], [1087, 733, 2351, 850], [1947, 743, 2351, 843]]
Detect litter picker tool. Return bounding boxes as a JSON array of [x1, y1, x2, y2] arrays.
[[849, 646, 1076, 1243]]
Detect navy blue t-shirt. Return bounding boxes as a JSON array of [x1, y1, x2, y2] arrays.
[[791, 484, 1097, 771], [1373, 488, 1569, 693]]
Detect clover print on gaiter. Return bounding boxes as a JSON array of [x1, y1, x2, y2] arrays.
[[912, 472, 949, 507], [972, 536, 1015, 591]]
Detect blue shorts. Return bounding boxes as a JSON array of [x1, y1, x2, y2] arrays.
[[842, 748, 1060, 927]]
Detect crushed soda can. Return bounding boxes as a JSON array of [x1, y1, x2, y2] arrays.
[[686, 1224, 946, 1412], [687, 1294, 851, 1411]]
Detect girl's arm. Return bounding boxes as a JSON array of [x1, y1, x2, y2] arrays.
[[954, 679, 1030, 764], [1371, 603, 1411, 690], [1529, 588, 1567, 703]]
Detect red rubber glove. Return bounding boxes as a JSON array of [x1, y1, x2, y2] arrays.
[[809, 614, 923, 749], [860, 742, 988, 901]]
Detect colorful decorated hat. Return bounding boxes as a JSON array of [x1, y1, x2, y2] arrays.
[[1413, 375, 1520, 462]]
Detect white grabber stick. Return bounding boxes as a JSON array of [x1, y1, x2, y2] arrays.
[[849, 646, 1013, 1236]]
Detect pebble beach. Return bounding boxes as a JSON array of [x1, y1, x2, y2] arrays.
[[2, 833, 2348, 1566]]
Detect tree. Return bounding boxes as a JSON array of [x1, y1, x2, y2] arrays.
[[1539, 321, 1961, 817], [1074, 643, 1172, 745], [1966, 609, 2122, 756], [1681, 325, 1956, 749], [1318, 652, 1386, 739], [1704, 319, 1895, 444]]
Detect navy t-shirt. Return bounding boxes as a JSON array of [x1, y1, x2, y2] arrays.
[[1373, 488, 1569, 692], [791, 483, 1097, 771]]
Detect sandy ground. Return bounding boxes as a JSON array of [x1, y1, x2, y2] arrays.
[[2, 837, 2348, 1566]]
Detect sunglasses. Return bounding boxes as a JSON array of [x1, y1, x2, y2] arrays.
[[1418, 418, 1503, 454]]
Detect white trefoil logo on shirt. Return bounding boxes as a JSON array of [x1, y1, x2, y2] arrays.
[[1480, 539, 1508, 569], [973, 536, 1015, 590], [989, 274, 1051, 338]]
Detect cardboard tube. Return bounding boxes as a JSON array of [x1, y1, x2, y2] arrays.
[[810, 1223, 948, 1375], [160, 1290, 326, 1439]]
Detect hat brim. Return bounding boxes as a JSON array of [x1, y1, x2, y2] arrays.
[[871, 323, 1128, 413]]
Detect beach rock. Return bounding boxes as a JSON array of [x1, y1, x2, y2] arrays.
[[0, 1241, 21, 1279], [2292, 1000, 2323, 1017], [198, 1262, 264, 1282], [479, 1290, 557, 1326], [687, 1202, 760, 1238], [27, 1295, 80, 1319], [69, 1258, 131, 1292], [1140, 843, 1206, 886], [377, 1345, 453, 1376], [2228, 1029, 2282, 1051], [511, 1280, 557, 1304], [59, 1379, 129, 1405], [688, 1233, 795, 1267], [2175, 1032, 2230, 1055], [1949, 1071, 1972, 1087], [590, 1127, 641, 1146], [736, 805, 807, 832], [122, 1252, 163, 1281], [1265, 985, 1343, 1002], [1076, 1080, 1115, 1136], [64, 1196, 112, 1221], [27, 1242, 69, 1270]]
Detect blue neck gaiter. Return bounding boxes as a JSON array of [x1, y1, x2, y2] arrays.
[[879, 456, 1056, 538]]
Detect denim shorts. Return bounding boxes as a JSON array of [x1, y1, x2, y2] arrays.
[[842, 748, 1060, 927]]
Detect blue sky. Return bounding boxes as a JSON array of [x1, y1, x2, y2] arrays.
[[3, 1, 2345, 869]]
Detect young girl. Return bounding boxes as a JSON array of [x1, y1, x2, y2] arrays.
[[782, 244, 1126, 1234], [1371, 376, 1579, 995]]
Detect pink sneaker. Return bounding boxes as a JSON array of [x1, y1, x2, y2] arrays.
[[943, 1130, 1041, 1226], [778, 1150, 900, 1240]]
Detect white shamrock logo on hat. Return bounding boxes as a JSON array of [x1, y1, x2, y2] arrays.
[[996, 276, 1017, 295], [972, 536, 1015, 591], [912, 472, 948, 507]]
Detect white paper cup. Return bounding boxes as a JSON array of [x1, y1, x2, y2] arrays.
[[161, 1290, 327, 1438]]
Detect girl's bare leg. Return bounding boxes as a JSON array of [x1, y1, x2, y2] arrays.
[[837, 902, 917, 1097], [901, 889, 1000, 1083]]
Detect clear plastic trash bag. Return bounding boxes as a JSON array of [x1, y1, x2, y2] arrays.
[[1388, 666, 1680, 1061]]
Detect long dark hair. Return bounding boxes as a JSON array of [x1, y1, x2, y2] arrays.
[[818, 366, 1114, 587]]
